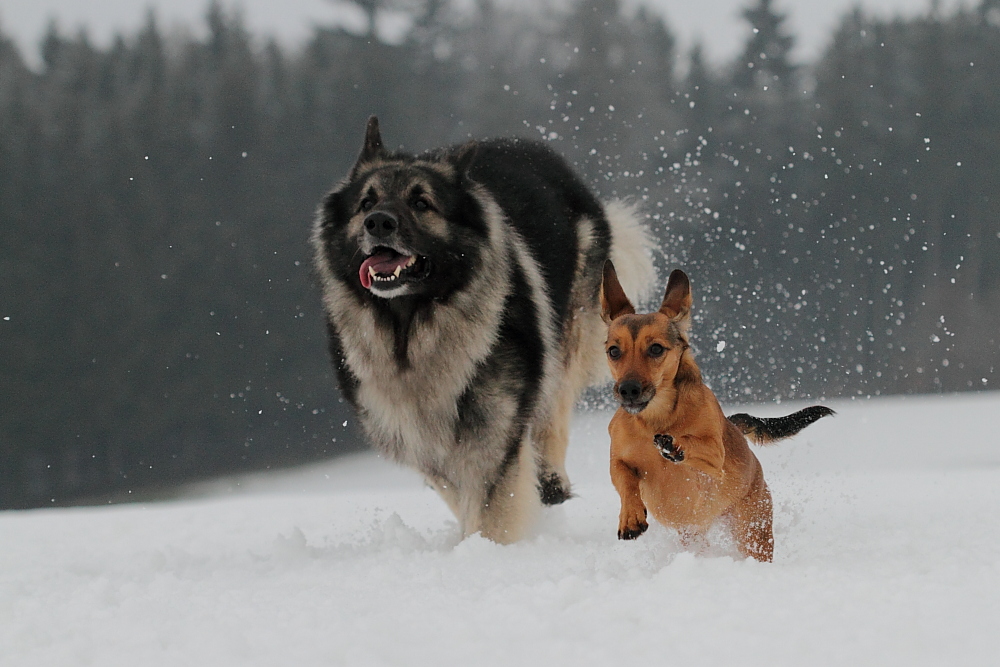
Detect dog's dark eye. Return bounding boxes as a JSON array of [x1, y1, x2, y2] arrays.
[[360, 198, 375, 212], [413, 198, 430, 212], [648, 343, 665, 358], [607, 346, 622, 360]]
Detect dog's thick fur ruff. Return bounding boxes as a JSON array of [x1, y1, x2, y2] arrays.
[[601, 262, 833, 561], [312, 117, 653, 543]]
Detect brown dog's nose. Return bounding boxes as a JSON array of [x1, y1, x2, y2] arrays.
[[618, 380, 642, 402]]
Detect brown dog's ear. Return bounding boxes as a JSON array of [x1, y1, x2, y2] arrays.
[[350, 116, 386, 177], [601, 260, 635, 323], [659, 269, 692, 329]]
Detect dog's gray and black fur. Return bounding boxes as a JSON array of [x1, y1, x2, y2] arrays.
[[312, 117, 653, 542]]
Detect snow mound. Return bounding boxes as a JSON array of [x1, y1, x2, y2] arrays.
[[3, 393, 999, 666]]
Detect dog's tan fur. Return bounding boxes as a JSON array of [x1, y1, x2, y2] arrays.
[[601, 262, 775, 561]]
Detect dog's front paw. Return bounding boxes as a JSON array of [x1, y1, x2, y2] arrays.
[[618, 508, 648, 540], [654, 433, 684, 462], [538, 468, 572, 506]]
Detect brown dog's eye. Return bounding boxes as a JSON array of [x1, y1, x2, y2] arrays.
[[648, 343, 665, 358], [413, 198, 430, 212], [360, 198, 375, 212], [607, 346, 622, 360]]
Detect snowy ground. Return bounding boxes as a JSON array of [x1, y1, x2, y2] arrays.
[[3, 392, 1000, 666]]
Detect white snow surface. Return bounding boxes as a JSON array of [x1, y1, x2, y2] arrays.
[[3, 392, 1000, 666]]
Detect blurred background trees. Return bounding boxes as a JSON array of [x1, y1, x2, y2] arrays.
[[1, 0, 998, 508]]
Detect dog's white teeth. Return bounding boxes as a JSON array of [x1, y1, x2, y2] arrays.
[[393, 265, 402, 278], [405, 255, 416, 268], [368, 266, 377, 279]]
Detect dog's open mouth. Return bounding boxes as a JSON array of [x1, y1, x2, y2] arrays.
[[359, 247, 430, 291]]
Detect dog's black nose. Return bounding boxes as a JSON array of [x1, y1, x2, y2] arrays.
[[618, 380, 642, 402], [364, 211, 398, 239]]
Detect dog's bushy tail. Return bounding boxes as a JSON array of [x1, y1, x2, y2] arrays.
[[605, 200, 656, 305], [728, 406, 835, 445]]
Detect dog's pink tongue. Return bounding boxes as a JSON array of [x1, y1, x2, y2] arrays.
[[359, 251, 410, 289]]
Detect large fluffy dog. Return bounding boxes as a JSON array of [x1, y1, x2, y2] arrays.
[[312, 117, 653, 542]]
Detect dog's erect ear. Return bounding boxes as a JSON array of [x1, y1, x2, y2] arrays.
[[452, 141, 478, 177], [350, 116, 386, 177], [601, 260, 635, 323], [659, 269, 692, 329], [360, 116, 385, 162]]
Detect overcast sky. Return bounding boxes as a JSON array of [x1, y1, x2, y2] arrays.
[[0, 0, 969, 68]]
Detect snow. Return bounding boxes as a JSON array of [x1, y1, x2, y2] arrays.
[[3, 392, 1000, 666]]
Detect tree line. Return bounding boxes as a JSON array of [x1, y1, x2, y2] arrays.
[[1, 0, 998, 508]]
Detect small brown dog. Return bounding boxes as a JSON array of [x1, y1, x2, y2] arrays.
[[601, 261, 833, 561]]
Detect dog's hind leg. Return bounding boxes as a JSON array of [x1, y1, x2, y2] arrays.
[[536, 297, 608, 505], [726, 468, 774, 562], [536, 390, 575, 505], [478, 440, 543, 544]]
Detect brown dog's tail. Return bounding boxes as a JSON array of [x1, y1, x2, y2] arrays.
[[728, 406, 835, 445]]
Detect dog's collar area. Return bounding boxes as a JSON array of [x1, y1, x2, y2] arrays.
[[359, 247, 430, 292]]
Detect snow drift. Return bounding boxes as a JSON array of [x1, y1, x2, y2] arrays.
[[2, 392, 999, 666]]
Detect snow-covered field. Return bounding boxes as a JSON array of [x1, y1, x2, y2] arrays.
[[3, 392, 1000, 666]]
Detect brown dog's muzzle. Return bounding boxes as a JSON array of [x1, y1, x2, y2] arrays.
[[615, 379, 655, 414]]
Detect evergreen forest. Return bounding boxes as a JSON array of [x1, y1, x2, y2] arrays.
[[2, 0, 999, 508]]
